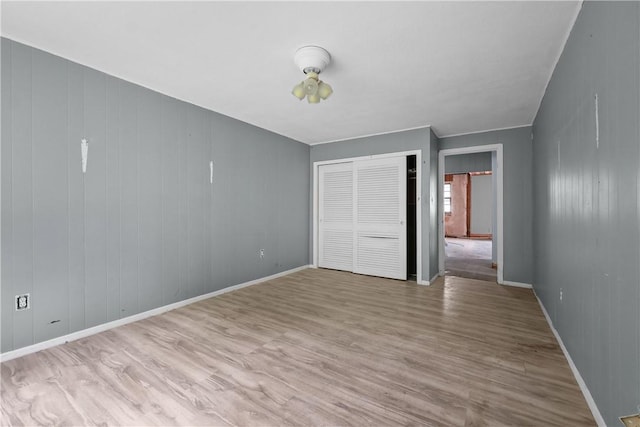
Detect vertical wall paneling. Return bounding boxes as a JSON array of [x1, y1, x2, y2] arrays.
[[67, 62, 86, 332], [205, 114, 214, 293], [261, 133, 279, 278], [185, 106, 205, 298], [278, 142, 310, 272], [203, 110, 213, 292], [209, 116, 231, 289], [429, 130, 439, 280], [118, 80, 139, 317], [1, 38, 311, 354], [10, 42, 34, 349], [177, 102, 189, 303], [83, 68, 108, 328], [232, 128, 258, 284], [137, 88, 163, 312], [532, 2, 640, 424], [160, 96, 180, 304], [1, 39, 14, 352], [31, 49, 69, 342], [105, 76, 121, 322]]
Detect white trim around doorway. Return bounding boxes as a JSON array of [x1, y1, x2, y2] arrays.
[[312, 150, 425, 285], [438, 144, 504, 284]]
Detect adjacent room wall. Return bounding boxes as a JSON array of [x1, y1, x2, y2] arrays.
[[469, 174, 492, 235], [444, 152, 491, 174], [532, 2, 640, 424], [0, 38, 310, 354], [439, 126, 533, 284], [309, 127, 433, 283]]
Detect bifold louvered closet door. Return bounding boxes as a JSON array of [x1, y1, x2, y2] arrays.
[[354, 157, 407, 280], [318, 156, 406, 280], [318, 162, 354, 272]]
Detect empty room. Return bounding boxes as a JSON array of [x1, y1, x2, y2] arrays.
[[1, 1, 639, 426]]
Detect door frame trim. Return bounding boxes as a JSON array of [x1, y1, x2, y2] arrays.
[[438, 144, 504, 284], [312, 150, 423, 284]]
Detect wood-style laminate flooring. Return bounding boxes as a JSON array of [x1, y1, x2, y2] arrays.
[[1, 268, 595, 426]]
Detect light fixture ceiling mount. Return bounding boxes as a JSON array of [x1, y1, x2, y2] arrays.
[[292, 46, 333, 104]]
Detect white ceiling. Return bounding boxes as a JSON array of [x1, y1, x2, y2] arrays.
[[1, 1, 581, 145]]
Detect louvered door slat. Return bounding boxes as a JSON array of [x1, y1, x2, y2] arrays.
[[354, 157, 407, 280], [318, 163, 353, 272]]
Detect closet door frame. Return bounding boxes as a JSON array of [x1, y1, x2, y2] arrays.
[[312, 150, 423, 284]]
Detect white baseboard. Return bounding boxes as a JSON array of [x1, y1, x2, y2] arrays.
[[0, 265, 312, 363], [417, 273, 441, 286], [534, 292, 606, 427], [501, 280, 533, 289]]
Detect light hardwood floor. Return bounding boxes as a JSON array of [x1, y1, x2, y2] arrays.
[[1, 269, 595, 426]]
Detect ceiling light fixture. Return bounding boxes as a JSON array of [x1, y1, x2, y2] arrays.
[[292, 46, 333, 104]]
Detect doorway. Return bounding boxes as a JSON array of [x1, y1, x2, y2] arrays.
[[438, 145, 504, 284], [407, 155, 417, 280], [444, 169, 495, 282]]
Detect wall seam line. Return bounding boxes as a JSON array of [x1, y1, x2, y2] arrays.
[[30, 48, 35, 345], [82, 68, 87, 331], [9, 40, 15, 350], [104, 75, 108, 322], [160, 100, 165, 306], [66, 59, 70, 336], [118, 81, 122, 319]]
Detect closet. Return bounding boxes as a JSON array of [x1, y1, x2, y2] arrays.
[[318, 156, 407, 280]]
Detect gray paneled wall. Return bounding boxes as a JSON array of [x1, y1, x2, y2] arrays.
[[428, 129, 439, 280], [309, 128, 433, 283], [532, 2, 640, 424], [444, 152, 492, 174], [438, 127, 533, 284], [1, 38, 310, 353]]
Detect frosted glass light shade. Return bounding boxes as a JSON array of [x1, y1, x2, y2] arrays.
[[317, 81, 333, 100], [307, 93, 320, 104], [303, 77, 318, 96], [292, 82, 305, 100]]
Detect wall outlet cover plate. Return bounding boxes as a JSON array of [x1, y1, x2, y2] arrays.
[[15, 294, 30, 311]]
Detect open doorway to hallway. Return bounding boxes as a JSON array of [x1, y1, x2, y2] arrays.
[[444, 170, 496, 281], [439, 146, 502, 283]]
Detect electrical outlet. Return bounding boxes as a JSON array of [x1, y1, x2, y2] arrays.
[[15, 294, 30, 311], [559, 288, 563, 302], [259, 249, 265, 259]]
